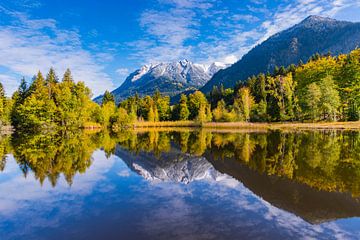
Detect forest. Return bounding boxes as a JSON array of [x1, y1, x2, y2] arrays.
[[0, 48, 359, 132], [117, 48, 360, 125]]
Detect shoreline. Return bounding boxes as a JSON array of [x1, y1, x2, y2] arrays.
[[132, 121, 360, 131]]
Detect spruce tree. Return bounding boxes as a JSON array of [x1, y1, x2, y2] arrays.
[[102, 90, 115, 106]]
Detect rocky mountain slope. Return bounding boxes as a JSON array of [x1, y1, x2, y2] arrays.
[[103, 60, 227, 103]]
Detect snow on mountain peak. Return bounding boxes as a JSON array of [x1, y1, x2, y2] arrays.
[[129, 60, 227, 84], [179, 59, 190, 67], [106, 59, 231, 102]]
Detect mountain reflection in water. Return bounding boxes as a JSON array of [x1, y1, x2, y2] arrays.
[[0, 129, 359, 239]]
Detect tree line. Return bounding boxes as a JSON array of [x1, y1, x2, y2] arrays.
[[0, 48, 359, 132], [110, 48, 360, 126], [0, 68, 111, 131]]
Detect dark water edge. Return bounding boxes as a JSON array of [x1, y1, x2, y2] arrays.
[[0, 129, 359, 239]]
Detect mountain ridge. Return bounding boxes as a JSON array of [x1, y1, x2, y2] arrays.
[[97, 60, 228, 103], [201, 15, 360, 92]]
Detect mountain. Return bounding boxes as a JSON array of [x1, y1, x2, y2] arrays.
[[115, 143, 360, 224], [206, 152, 360, 224], [201, 15, 360, 92], [101, 60, 227, 103], [115, 146, 227, 184]]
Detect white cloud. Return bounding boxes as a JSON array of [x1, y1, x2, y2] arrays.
[[0, 74, 19, 96], [130, 0, 360, 67], [252, 0, 359, 44], [203, 0, 360, 65], [232, 14, 260, 23], [115, 68, 130, 77], [0, 6, 115, 96]]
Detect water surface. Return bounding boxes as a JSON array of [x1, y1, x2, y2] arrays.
[[0, 130, 359, 240]]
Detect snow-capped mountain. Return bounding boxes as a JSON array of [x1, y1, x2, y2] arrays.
[[115, 146, 233, 184], [98, 60, 228, 103]]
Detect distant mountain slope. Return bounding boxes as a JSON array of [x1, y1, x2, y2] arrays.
[[201, 16, 360, 92], [99, 60, 227, 103]]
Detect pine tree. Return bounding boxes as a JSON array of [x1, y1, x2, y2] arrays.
[[102, 90, 115, 106], [18, 78, 28, 102], [45, 68, 59, 100], [63, 68, 74, 83], [16, 71, 57, 129]]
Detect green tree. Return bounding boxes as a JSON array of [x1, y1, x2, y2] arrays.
[[178, 94, 190, 120], [213, 99, 226, 122], [62, 68, 74, 82], [337, 50, 360, 120], [172, 94, 190, 121], [318, 75, 341, 121], [15, 71, 57, 130], [148, 105, 155, 122], [101, 101, 116, 127], [102, 90, 115, 106], [45, 68, 58, 99], [153, 90, 170, 121], [304, 83, 322, 121], [233, 87, 255, 122], [111, 107, 131, 132], [188, 91, 208, 120], [0, 83, 7, 125]]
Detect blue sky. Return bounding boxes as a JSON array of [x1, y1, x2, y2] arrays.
[[0, 0, 360, 96]]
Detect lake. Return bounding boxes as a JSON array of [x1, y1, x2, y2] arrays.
[[0, 129, 359, 240]]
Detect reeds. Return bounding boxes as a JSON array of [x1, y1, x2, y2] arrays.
[[132, 121, 360, 131]]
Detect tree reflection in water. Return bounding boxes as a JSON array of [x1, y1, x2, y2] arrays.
[[0, 129, 359, 199], [114, 130, 360, 198]]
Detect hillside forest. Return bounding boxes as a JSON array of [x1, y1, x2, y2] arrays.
[[0, 48, 359, 132]]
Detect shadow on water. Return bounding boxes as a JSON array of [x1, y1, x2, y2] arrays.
[[1, 128, 360, 224]]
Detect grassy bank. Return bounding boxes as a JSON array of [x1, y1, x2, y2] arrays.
[[132, 121, 200, 128], [132, 121, 360, 130], [0, 126, 13, 135]]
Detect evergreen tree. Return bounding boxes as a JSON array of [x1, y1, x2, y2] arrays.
[[62, 68, 74, 83], [45, 68, 58, 99], [18, 77, 28, 102], [102, 90, 115, 106], [16, 71, 57, 130]]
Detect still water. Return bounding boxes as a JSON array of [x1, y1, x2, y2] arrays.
[[0, 129, 359, 240]]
